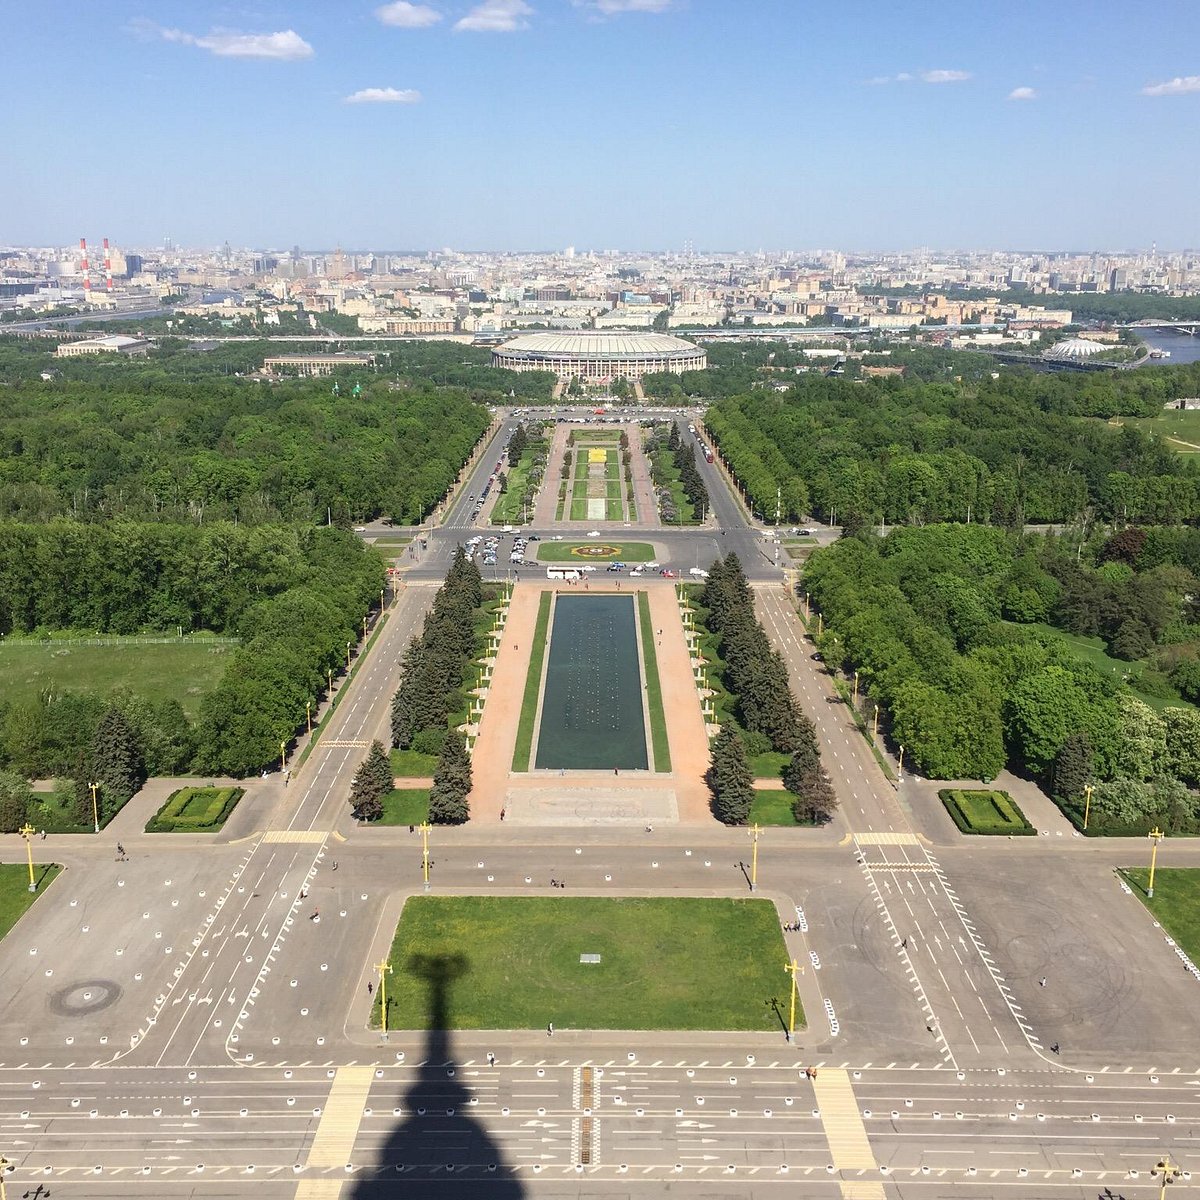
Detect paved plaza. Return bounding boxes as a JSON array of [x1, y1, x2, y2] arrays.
[[1, 409, 1198, 1198]]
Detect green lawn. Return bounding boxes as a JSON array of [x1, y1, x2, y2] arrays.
[[146, 786, 244, 833], [0, 863, 61, 940], [749, 751, 791, 781], [1129, 410, 1200, 452], [751, 789, 801, 826], [374, 896, 795, 1031], [939, 788, 1035, 835], [512, 591, 553, 771], [537, 541, 656, 562], [380, 788, 430, 825], [490, 447, 540, 525], [0, 639, 233, 718], [1122, 868, 1200, 961], [390, 748, 438, 778], [637, 591, 671, 771]]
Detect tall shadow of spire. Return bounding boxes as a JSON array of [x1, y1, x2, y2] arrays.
[[350, 953, 525, 1198]]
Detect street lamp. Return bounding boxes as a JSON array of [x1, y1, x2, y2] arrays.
[[306, 699, 313, 735], [279, 739, 287, 773], [897, 745, 905, 778], [420, 821, 432, 891], [346, 639, 353, 670], [1082, 783, 1094, 832], [785, 957, 802, 1042], [19, 823, 37, 892], [1151, 1155, 1183, 1199], [327, 666, 334, 694], [1147, 826, 1165, 898], [376, 957, 393, 1037], [749, 823, 762, 892], [89, 780, 100, 833]]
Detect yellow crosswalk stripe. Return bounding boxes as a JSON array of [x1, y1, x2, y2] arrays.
[[306, 1066, 374, 1169], [262, 830, 328, 843], [293, 1180, 344, 1199], [854, 831, 920, 845], [813, 1069, 875, 1171]]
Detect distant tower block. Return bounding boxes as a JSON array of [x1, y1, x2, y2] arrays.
[[103, 237, 113, 291], [79, 237, 91, 295]]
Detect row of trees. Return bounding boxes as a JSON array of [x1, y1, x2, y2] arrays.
[[668, 426, 710, 519], [390, 549, 484, 757]]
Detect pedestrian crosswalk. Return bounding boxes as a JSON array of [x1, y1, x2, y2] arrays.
[[261, 830, 328, 843], [854, 831, 921, 845]]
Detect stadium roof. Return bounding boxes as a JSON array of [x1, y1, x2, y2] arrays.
[[497, 331, 702, 357]]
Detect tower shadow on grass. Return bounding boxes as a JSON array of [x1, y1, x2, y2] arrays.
[[349, 952, 525, 1199]]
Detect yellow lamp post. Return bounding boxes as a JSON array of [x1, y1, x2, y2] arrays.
[[1151, 1155, 1182, 1199], [327, 666, 333, 694], [19, 822, 36, 893], [872, 707, 880, 738], [785, 957, 802, 1042], [89, 780, 100, 834], [749, 823, 762, 892], [897, 745, 905, 778], [852, 671, 859, 705], [420, 821, 432, 891], [346, 639, 353, 670], [1147, 826, 1165, 898], [362, 614, 368, 640], [1082, 783, 1094, 831], [279, 739, 287, 773], [816, 612, 823, 636], [376, 958, 393, 1037], [306, 699, 313, 735], [380, 587, 386, 612]]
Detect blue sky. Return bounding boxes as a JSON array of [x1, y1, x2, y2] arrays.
[[4, 0, 1199, 250]]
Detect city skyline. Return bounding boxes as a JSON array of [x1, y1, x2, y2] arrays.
[[4, 0, 1200, 248]]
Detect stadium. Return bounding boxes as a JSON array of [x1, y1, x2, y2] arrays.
[[491, 331, 707, 380]]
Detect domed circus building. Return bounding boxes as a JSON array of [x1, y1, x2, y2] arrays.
[[491, 331, 707, 381]]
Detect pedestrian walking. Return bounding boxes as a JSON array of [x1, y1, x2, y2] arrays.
[[1039, 977, 1047, 987], [40, 829, 46, 840], [500, 808, 506, 821], [367, 981, 373, 995], [1050, 1042, 1060, 1055], [901, 938, 907, 950], [331, 861, 338, 871], [548, 1022, 554, 1037], [487, 1052, 496, 1067], [310, 909, 319, 921], [116, 843, 126, 861]]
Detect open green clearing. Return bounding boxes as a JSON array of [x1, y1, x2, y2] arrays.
[[380, 788, 430, 825], [0, 864, 61, 941], [390, 748, 438, 778], [537, 541, 655, 562], [490, 447, 538, 526], [374, 896, 794, 1031], [146, 786, 245, 833], [0, 640, 233, 718], [750, 789, 802, 826], [1023, 622, 1189, 711], [1128, 410, 1200, 452], [636, 592, 670, 771], [512, 591, 553, 771], [1122, 868, 1200, 961], [939, 789, 1035, 836], [749, 751, 791, 781]]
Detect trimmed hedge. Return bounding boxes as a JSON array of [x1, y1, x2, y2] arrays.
[[146, 786, 244, 833], [939, 788, 1035, 836]]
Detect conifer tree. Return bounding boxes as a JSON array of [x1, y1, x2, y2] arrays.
[[349, 740, 391, 822], [90, 707, 146, 821], [707, 727, 754, 825], [428, 730, 472, 824]]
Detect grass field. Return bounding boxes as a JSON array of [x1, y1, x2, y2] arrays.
[[1122, 868, 1200, 961], [512, 592, 553, 771], [1128, 410, 1200, 453], [390, 748, 438, 778], [380, 788, 430, 825], [0, 863, 61, 941], [490, 446, 539, 526], [749, 751, 791, 781], [1024, 622, 1189, 711], [637, 591, 671, 772], [374, 896, 795, 1031], [750, 789, 800, 826], [146, 786, 244, 833], [0, 639, 233, 717], [537, 542, 655, 562]]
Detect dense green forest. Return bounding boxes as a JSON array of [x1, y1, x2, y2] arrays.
[[0, 375, 489, 525], [804, 524, 1200, 832], [701, 364, 1200, 526], [0, 524, 383, 780]]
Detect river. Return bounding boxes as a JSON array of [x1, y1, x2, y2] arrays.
[[1135, 329, 1200, 365]]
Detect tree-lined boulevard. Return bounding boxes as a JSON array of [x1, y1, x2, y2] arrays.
[[1, 406, 1199, 1199]]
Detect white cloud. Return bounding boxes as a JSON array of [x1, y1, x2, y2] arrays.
[[1007, 86, 1037, 100], [578, 0, 671, 13], [153, 24, 314, 59], [344, 86, 422, 103], [454, 0, 533, 32], [921, 68, 971, 84], [1142, 75, 1200, 96], [375, 2, 443, 27]]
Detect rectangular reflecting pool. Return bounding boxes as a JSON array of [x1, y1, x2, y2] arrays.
[[534, 594, 649, 770]]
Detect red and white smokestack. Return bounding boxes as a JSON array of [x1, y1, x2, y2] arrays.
[[103, 237, 113, 290], [80, 237, 91, 294]]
